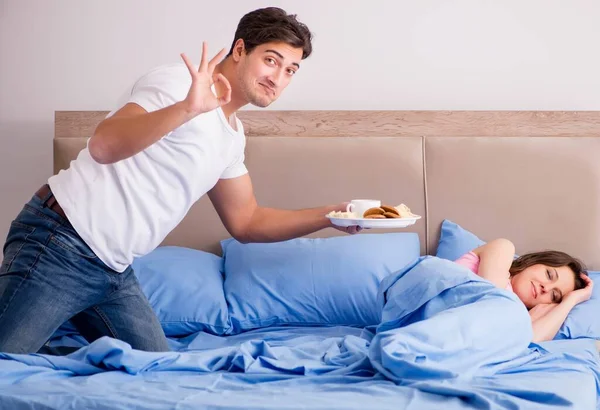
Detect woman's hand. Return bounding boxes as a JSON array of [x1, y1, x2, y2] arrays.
[[529, 303, 558, 322], [564, 274, 593, 306]]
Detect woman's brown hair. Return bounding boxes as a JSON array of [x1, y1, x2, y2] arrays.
[[509, 250, 588, 290]]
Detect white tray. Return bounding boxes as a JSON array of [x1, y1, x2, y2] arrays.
[[326, 215, 421, 229]]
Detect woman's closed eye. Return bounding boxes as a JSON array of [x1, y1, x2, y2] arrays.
[[552, 289, 562, 303]]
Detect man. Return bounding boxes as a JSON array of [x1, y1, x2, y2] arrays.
[[0, 7, 359, 354]]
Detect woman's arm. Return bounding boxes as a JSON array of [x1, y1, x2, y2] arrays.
[[472, 238, 515, 289], [530, 300, 576, 342], [530, 274, 593, 343], [528, 303, 558, 322]]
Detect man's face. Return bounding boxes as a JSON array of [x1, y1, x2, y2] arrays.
[[234, 41, 303, 107]]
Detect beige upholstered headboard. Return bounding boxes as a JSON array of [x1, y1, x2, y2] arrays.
[[55, 111, 600, 269]]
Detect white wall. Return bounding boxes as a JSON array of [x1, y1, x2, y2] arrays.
[[1, 0, 599, 242]]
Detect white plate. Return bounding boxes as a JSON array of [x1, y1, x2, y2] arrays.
[[326, 215, 421, 229]]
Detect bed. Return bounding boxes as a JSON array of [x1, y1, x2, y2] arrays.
[[0, 110, 599, 409]]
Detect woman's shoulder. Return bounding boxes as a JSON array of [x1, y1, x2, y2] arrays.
[[454, 251, 480, 273]]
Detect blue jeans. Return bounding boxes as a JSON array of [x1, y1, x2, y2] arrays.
[[0, 189, 169, 354]]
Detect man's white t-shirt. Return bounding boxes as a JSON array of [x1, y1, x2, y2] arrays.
[[48, 63, 248, 272]]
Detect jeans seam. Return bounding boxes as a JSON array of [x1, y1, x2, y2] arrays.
[[49, 235, 98, 260], [92, 305, 119, 339], [24, 204, 97, 260], [1, 225, 36, 273], [0, 230, 51, 321], [23, 204, 68, 227]]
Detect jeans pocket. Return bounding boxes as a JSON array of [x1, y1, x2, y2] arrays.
[[1, 221, 36, 274], [49, 228, 98, 260]]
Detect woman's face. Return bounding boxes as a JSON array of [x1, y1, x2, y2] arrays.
[[511, 264, 576, 309]]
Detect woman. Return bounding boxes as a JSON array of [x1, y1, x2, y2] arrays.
[[455, 239, 593, 343]]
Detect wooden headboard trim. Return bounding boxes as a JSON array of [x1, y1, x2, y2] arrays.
[[55, 110, 600, 139]]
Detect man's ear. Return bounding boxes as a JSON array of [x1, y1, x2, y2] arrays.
[[231, 39, 246, 62]]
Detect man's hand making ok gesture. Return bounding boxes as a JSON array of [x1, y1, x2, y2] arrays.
[[180, 41, 232, 116]]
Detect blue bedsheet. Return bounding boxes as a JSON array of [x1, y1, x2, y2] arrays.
[[0, 256, 598, 409]]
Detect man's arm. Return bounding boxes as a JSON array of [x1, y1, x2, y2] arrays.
[[89, 102, 196, 164], [89, 43, 230, 164], [208, 174, 349, 243]]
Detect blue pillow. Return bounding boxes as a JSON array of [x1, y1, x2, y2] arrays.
[[130, 246, 230, 337], [555, 271, 600, 340], [435, 219, 485, 261], [221, 233, 420, 333], [435, 219, 599, 340]]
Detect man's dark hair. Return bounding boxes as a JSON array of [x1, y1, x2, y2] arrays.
[[228, 7, 313, 59]]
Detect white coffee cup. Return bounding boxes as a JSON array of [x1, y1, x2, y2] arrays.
[[346, 199, 381, 218]]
